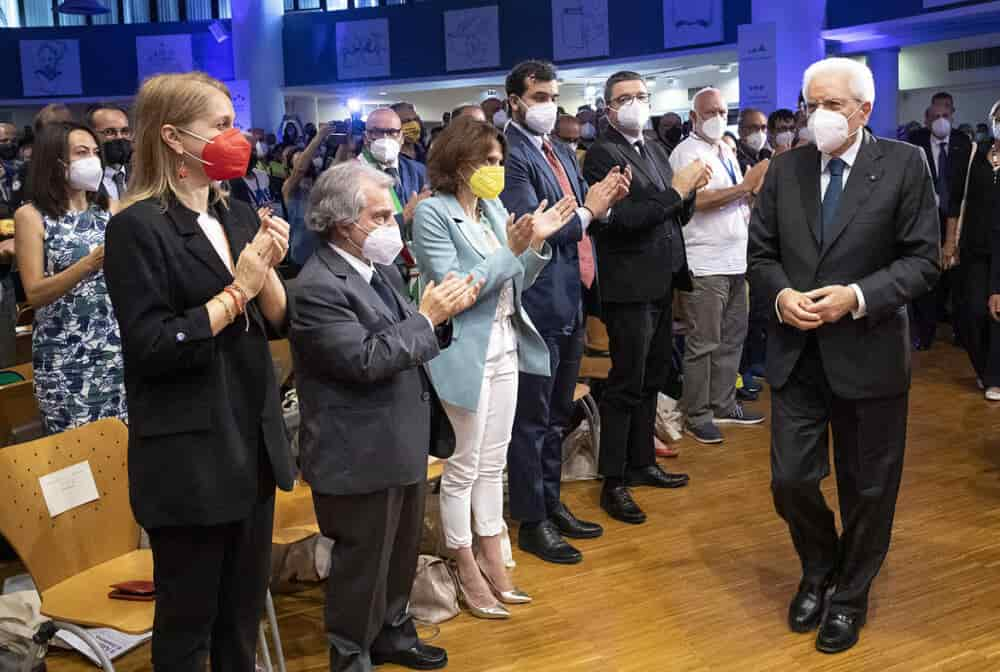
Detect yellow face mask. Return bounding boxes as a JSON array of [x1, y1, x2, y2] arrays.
[[401, 121, 422, 144], [469, 165, 505, 200]]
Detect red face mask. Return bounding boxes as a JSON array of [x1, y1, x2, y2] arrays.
[[179, 127, 251, 181]]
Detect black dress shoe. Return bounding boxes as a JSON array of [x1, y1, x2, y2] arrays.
[[371, 642, 448, 670], [816, 610, 865, 654], [625, 464, 690, 489], [518, 519, 582, 564], [549, 502, 604, 539], [788, 580, 827, 633], [600, 485, 647, 524]]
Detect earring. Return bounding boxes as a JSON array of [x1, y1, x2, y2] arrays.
[[178, 161, 188, 179]]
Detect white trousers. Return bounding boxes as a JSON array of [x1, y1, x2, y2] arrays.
[[439, 321, 519, 550]]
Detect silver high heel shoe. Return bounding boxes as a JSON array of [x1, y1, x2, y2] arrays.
[[477, 558, 532, 605], [452, 562, 510, 619]]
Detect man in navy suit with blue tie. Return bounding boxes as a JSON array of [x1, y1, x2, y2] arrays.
[[500, 61, 628, 564]]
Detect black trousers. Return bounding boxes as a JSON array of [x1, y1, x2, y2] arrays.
[[908, 211, 950, 347], [740, 278, 768, 379], [508, 320, 585, 522], [598, 296, 672, 479], [313, 480, 425, 672], [770, 337, 907, 614], [953, 258, 1000, 387], [147, 495, 275, 672]]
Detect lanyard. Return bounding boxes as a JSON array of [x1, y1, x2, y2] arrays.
[[362, 151, 404, 215], [719, 149, 737, 186]]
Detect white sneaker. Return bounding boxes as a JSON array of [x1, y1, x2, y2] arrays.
[[986, 387, 1000, 401]]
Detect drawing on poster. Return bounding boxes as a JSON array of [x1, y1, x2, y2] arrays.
[[663, 0, 724, 49], [445, 6, 500, 72], [337, 19, 391, 80], [225, 80, 251, 130], [20, 40, 83, 97], [136, 34, 193, 84], [552, 0, 609, 62]]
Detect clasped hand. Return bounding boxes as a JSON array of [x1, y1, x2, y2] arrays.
[[778, 285, 858, 331]]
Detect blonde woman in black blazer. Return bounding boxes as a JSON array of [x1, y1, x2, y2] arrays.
[[104, 72, 294, 672]]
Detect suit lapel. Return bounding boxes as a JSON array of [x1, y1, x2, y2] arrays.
[[821, 134, 883, 260], [166, 202, 233, 285], [797, 145, 823, 249], [608, 127, 660, 187], [441, 194, 492, 258], [317, 246, 398, 324]]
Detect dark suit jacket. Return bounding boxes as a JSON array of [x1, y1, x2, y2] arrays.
[[290, 244, 454, 496], [583, 126, 695, 303], [748, 132, 941, 399], [104, 197, 295, 529], [907, 127, 973, 187], [500, 123, 587, 334]]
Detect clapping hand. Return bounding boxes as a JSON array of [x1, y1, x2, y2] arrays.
[[419, 273, 485, 326], [403, 187, 433, 225], [672, 159, 712, 198], [584, 166, 631, 217], [529, 196, 577, 247], [234, 233, 275, 298], [256, 208, 289, 268], [506, 211, 535, 256]]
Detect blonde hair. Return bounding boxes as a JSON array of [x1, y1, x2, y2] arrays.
[[122, 71, 232, 210]]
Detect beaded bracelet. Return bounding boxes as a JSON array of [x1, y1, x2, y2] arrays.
[[226, 283, 252, 333], [212, 296, 235, 324], [223, 286, 246, 315]]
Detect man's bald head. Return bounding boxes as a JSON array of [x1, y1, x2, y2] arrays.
[[368, 107, 402, 130], [0, 124, 16, 143]]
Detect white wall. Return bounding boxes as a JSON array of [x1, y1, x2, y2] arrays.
[[650, 70, 740, 117]]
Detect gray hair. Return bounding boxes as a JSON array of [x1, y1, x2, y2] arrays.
[[802, 57, 876, 107], [691, 87, 724, 111], [305, 162, 394, 236]]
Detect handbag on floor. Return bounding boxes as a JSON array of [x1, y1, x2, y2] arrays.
[[408, 555, 459, 624]]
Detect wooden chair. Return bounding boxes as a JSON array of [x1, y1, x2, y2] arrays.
[[13, 327, 31, 366], [584, 316, 610, 354], [15, 304, 34, 329], [269, 339, 294, 388], [0, 419, 150, 671], [0, 378, 42, 446]]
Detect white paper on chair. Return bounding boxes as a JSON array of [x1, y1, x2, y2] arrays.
[[54, 628, 152, 667], [38, 461, 99, 518]]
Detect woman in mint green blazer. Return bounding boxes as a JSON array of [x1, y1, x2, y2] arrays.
[[411, 117, 575, 620]]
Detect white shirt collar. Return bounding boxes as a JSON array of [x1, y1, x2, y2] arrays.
[[511, 120, 546, 151], [821, 131, 864, 172], [611, 122, 643, 145], [330, 243, 374, 284]]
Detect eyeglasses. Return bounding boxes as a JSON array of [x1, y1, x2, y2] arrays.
[[610, 93, 650, 108], [367, 127, 402, 140], [99, 127, 132, 139], [804, 98, 861, 115]]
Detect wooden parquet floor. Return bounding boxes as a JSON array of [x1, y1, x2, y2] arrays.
[[39, 340, 1000, 671]]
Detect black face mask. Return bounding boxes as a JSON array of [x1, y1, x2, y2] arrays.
[[661, 127, 683, 145], [0, 142, 16, 162], [247, 151, 259, 176], [103, 139, 132, 167]]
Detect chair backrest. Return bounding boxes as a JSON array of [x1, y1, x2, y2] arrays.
[[13, 329, 31, 366], [274, 481, 316, 532], [269, 338, 294, 387], [0, 380, 40, 446], [585, 317, 609, 352], [0, 419, 138, 592]]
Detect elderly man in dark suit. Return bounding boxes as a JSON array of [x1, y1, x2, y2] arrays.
[[749, 57, 940, 654], [291, 162, 480, 672], [499, 60, 628, 564], [582, 71, 711, 525]]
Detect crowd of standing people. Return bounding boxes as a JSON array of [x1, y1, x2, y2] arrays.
[[0, 48, 995, 672]]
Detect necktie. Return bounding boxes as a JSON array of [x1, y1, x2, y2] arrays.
[[113, 170, 126, 199], [384, 166, 404, 202], [634, 141, 666, 190], [936, 142, 949, 211], [542, 140, 595, 288], [370, 269, 403, 321], [821, 157, 846, 248]]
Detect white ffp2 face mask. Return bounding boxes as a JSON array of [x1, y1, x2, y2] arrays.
[[522, 100, 558, 135], [774, 131, 796, 148], [931, 117, 952, 140], [808, 106, 862, 154], [700, 115, 727, 143], [745, 130, 767, 152], [369, 138, 401, 165], [68, 156, 103, 192], [360, 223, 404, 266], [616, 100, 651, 133]]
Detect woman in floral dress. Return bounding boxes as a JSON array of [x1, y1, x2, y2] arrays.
[[14, 121, 126, 434]]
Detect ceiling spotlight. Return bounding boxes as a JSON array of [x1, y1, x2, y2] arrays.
[[347, 98, 362, 113], [379, 91, 388, 96]]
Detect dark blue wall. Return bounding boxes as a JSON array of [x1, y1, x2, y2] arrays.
[[827, 0, 995, 29], [0, 20, 233, 99], [283, 0, 752, 87]]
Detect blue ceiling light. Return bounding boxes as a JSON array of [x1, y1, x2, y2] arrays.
[[58, 0, 111, 15]]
